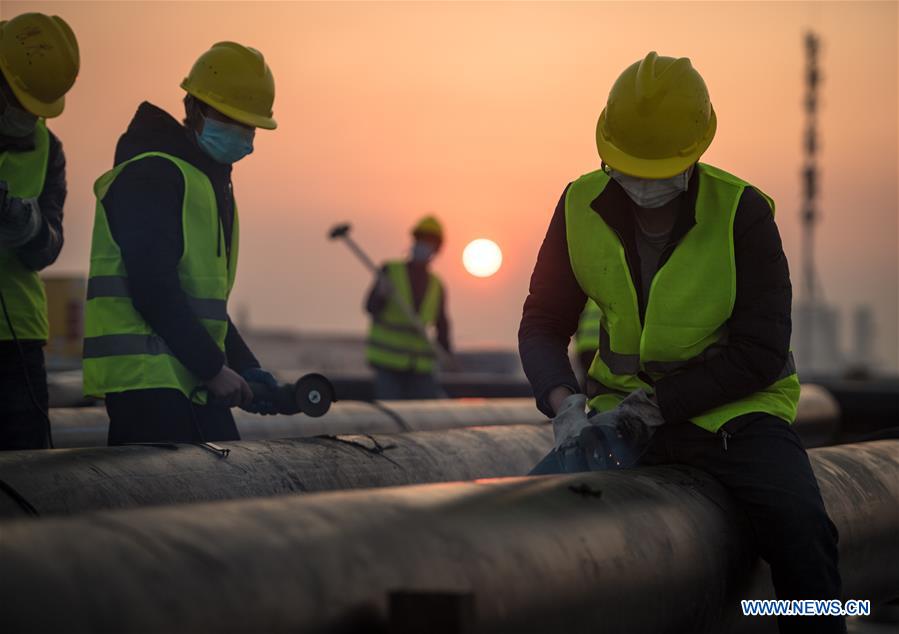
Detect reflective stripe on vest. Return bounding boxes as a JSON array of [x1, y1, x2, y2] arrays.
[[566, 163, 800, 432], [82, 151, 239, 402], [83, 333, 173, 358], [86, 276, 228, 321], [574, 300, 601, 355], [0, 120, 50, 341], [599, 320, 797, 380], [365, 261, 442, 374]]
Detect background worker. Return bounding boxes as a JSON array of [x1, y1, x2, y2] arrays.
[[83, 42, 280, 445], [519, 53, 843, 633], [365, 216, 452, 399], [0, 13, 79, 450]]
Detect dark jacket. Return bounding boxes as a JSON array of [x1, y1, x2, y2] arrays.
[[365, 261, 452, 354], [101, 102, 259, 381], [1, 127, 66, 273], [519, 168, 792, 423]]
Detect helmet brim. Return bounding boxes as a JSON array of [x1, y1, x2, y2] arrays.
[[596, 107, 717, 179], [183, 83, 277, 130], [0, 63, 64, 118], [412, 230, 443, 244]]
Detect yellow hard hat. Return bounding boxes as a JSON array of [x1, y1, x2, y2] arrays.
[[596, 52, 716, 179], [412, 216, 444, 242], [181, 42, 277, 130], [0, 13, 79, 118]]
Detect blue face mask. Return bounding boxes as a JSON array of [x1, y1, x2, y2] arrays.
[[196, 116, 255, 164], [411, 241, 436, 262]]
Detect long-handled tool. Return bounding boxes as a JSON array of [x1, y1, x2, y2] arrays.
[[329, 222, 454, 369]]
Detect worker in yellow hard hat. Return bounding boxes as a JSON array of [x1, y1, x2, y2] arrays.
[[520, 52, 842, 632], [364, 215, 455, 399], [0, 13, 79, 450], [83, 42, 280, 445]]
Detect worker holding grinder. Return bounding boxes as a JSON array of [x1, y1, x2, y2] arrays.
[[519, 53, 843, 633], [83, 42, 280, 444]]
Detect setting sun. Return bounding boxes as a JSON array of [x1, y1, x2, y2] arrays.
[[463, 239, 503, 278]]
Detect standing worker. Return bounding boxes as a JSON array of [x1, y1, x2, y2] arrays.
[[365, 216, 453, 399], [83, 42, 280, 445], [519, 53, 843, 633], [0, 13, 79, 450]]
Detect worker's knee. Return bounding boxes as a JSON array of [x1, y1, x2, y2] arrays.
[[757, 496, 839, 562]]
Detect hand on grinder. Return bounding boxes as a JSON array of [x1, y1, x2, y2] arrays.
[[206, 366, 253, 408], [593, 390, 665, 466], [239, 368, 279, 415]]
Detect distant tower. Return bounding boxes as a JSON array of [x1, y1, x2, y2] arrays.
[[800, 32, 822, 368]]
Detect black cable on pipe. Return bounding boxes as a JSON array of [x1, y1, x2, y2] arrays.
[[363, 399, 412, 432]]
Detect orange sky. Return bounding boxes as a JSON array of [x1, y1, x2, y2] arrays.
[[6, 1, 898, 370]]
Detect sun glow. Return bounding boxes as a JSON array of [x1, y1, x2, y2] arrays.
[[463, 239, 503, 278]]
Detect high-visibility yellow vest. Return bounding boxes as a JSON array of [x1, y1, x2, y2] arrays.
[[565, 163, 800, 432], [83, 152, 239, 402], [366, 260, 442, 374], [574, 299, 601, 355], [0, 120, 50, 341]]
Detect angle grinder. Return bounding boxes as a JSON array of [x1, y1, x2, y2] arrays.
[[211, 373, 336, 417]]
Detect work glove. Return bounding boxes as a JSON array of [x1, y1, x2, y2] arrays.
[[240, 368, 279, 415], [0, 180, 41, 248], [531, 390, 664, 475], [551, 393, 591, 450], [595, 390, 665, 466]]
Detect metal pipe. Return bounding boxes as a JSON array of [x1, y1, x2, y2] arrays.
[[0, 424, 552, 519], [48, 398, 549, 448], [794, 383, 841, 447], [0, 441, 895, 634], [0, 388, 840, 519], [47, 386, 839, 449]]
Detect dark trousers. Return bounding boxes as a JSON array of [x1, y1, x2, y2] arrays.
[[106, 388, 240, 445], [0, 342, 50, 450], [373, 367, 446, 400], [646, 414, 844, 634]]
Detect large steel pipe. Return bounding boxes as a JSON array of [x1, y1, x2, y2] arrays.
[[49, 398, 548, 448], [793, 383, 842, 447], [46, 371, 537, 407], [47, 387, 838, 448], [0, 425, 552, 519], [0, 441, 895, 634], [2, 390, 839, 519]]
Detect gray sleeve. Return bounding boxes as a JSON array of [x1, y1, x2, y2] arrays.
[[12, 131, 66, 271]]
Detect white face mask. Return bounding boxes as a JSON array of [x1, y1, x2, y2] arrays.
[[609, 166, 694, 208]]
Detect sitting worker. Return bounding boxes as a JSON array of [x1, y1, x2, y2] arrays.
[[0, 13, 79, 450], [364, 216, 453, 399], [83, 42, 280, 444], [519, 52, 843, 633]]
